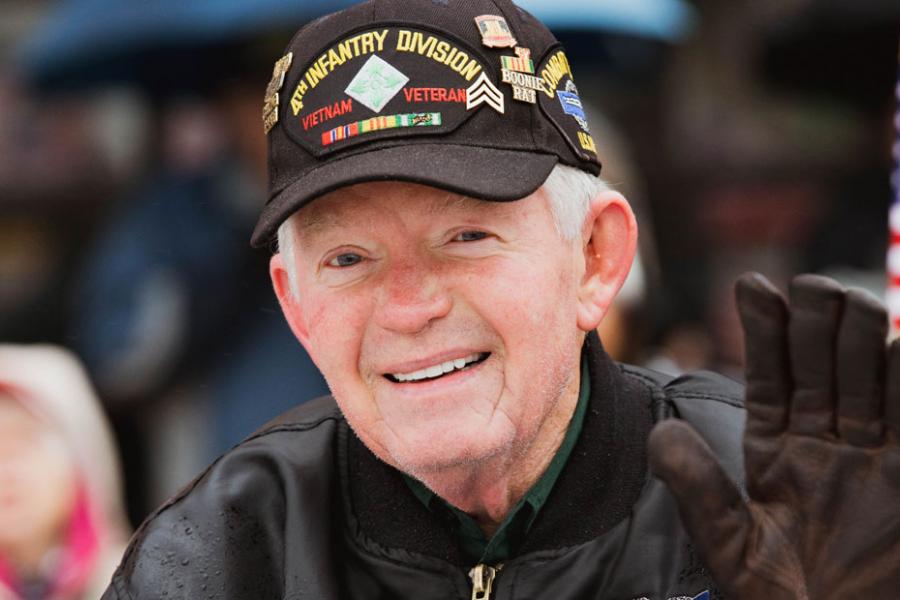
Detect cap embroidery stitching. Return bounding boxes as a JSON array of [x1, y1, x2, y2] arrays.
[[344, 55, 410, 113]]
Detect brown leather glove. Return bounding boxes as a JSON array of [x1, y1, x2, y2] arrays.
[[648, 273, 900, 599]]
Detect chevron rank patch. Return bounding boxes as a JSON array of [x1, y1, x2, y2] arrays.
[[281, 27, 494, 156], [467, 72, 505, 114], [537, 48, 599, 164]]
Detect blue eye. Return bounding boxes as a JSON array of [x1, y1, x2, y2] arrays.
[[328, 253, 363, 268], [456, 231, 488, 242]]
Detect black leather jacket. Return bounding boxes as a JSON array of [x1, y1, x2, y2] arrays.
[[103, 334, 745, 600]]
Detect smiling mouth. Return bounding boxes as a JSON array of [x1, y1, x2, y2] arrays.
[[385, 353, 490, 384]]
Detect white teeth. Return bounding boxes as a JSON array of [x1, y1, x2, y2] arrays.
[[392, 353, 483, 383]]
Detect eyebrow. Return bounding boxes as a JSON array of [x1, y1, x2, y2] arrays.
[[293, 195, 362, 243], [295, 208, 345, 239]]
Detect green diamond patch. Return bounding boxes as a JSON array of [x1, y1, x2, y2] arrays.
[[345, 55, 410, 113]]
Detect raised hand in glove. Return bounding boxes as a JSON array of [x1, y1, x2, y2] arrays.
[[648, 273, 900, 599]]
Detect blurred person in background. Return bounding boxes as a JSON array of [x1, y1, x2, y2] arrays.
[[586, 106, 661, 365], [66, 87, 330, 517], [0, 345, 129, 600]]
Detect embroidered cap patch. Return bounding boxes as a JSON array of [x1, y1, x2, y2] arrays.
[[345, 55, 410, 113], [281, 27, 498, 157], [537, 48, 598, 160]]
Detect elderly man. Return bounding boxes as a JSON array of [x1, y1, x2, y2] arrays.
[[103, 1, 900, 598]]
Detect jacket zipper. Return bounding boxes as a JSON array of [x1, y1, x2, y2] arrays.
[[468, 563, 503, 600]]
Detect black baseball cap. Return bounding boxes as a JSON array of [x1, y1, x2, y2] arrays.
[[253, 0, 601, 247]]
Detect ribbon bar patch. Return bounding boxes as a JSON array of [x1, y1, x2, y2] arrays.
[[321, 112, 443, 146]]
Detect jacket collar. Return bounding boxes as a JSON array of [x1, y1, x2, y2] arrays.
[[342, 332, 656, 565]]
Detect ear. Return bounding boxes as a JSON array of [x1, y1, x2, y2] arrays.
[[577, 190, 638, 332], [270, 253, 313, 352]]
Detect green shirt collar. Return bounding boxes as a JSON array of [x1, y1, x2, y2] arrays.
[[403, 353, 590, 565]]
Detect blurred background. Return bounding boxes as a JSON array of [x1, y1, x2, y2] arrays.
[[0, 0, 898, 557]]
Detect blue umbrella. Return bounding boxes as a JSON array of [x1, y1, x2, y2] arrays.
[[519, 0, 695, 42], [19, 0, 695, 92], [17, 0, 360, 92]]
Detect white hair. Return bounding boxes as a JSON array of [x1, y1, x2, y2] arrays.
[[542, 163, 610, 241], [277, 164, 609, 297]]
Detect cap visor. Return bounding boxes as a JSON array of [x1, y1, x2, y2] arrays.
[[252, 143, 559, 247]]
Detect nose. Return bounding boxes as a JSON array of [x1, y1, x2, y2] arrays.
[[374, 255, 452, 334]]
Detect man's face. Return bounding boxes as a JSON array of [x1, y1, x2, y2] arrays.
[[280, 182, 588, 477]]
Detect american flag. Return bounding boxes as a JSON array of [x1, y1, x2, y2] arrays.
[[889, 41, 900, 333]]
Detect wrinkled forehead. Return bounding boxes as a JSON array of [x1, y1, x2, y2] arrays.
[[292, 180, 533, 237]]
